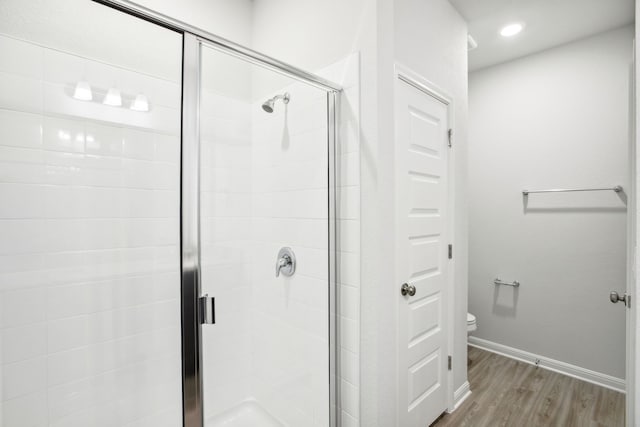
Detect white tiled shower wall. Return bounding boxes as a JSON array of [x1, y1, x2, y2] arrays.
[[249, 74, 331, 427], [200, 54, 360, 427], [0, 35, 183, 427], [0, 31, 360, 427], [249, 53, 361, 427], [200, 83, 254, 418]]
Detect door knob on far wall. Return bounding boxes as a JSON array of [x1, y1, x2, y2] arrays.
[[609, 291, 630, 307], [275, 247, 296, 277], [401, 283, 416, 297]]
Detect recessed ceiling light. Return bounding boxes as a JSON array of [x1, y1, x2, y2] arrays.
[[500, 23, 524, 37]]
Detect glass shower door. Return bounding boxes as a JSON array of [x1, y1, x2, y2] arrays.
[[198, 44, 332, 426], [0, 1, 183, 425]]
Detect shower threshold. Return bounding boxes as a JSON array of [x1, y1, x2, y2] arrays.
[[206, 399, 284, 427]]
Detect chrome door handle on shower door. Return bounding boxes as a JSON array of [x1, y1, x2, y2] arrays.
[[401, 283, 416, 297]]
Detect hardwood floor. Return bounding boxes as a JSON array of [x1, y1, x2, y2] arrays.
[[432, 346, 625, 427]]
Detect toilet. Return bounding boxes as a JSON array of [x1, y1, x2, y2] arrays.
[[467, 312, 477, 333]]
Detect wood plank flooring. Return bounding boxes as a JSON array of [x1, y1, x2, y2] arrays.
[[432, 346, 625, 427]]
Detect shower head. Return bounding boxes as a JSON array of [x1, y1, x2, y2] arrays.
[[262, 99, 275, 113], [262, 92, 290, 113]]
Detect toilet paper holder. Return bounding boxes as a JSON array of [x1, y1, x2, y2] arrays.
[[494, 278, 520, 287]]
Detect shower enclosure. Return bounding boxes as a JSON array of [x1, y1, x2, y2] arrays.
[[0, 1, 340, 426]]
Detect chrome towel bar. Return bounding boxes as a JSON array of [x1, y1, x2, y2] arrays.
[[494, 278, 520, 287], [522, 185, 622, 196]]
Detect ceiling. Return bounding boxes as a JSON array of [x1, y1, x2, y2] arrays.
[[450, 0, 635, 71]]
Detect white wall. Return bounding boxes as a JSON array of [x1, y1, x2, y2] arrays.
[[0, 0, 182, 82], [132, 0, 254, 102], [468, 26, 632, 379], [131, 0, 253, 46]]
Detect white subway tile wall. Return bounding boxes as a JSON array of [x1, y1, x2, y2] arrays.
[[200, 86, 254, 419], [249, 75, 330, 427], [200, 51, 360, 427], [0, 26, 361, 427], [0, 33, 183, 427]]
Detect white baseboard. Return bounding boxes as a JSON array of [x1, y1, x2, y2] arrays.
[[468, 336, 625, 393], [447, 381, 471, 413]]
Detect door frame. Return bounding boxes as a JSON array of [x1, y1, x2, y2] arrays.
[[90, 1, 344, 427], [628, 20, 638, 427], [394, 63, 457, 421]]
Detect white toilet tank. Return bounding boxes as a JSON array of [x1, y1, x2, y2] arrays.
[[467, 313, 477, 333]]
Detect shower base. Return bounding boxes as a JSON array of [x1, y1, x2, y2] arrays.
[[206, 400, 284, 427]]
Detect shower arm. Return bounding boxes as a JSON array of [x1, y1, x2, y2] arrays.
[[273, 92, 290, 104]]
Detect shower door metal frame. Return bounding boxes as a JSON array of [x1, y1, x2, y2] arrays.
[[91, 2, 342, 426], [181, 33, 203, 427]]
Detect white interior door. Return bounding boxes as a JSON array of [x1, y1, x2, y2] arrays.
[[396, 73, 451, 426]]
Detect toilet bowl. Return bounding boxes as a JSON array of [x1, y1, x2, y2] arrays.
[[467, 312, 477, 333]]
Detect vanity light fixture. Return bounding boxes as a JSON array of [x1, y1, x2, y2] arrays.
[[103, 87, 122, 107], [500, 22, 524, 37], [73, 81, 93, 101], [130, 93, 149, 112], [72, 82, 149, 112]]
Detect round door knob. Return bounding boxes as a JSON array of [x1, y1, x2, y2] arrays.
[[610, 291, 621, 303], [401, 283, 416, 297], [610, 291, 628, 306]]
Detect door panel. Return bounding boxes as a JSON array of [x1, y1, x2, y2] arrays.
[[396, 75, 450, 427]]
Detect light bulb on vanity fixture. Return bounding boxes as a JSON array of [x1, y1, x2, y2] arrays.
[[103, 87, 122, 107], [130, 94, 149, 112], [73, 81, 93, 101]]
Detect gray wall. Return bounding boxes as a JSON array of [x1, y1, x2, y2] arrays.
[[468, 25, 632, 379]]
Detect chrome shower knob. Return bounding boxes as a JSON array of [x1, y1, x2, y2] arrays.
[[275, 247, 296, 277]]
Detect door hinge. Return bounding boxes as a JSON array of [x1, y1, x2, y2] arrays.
[[447, 128, 453, 148], [199, 294, 215, 325], [448, 244, 453, 259], [448, 355, 452, 370]]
